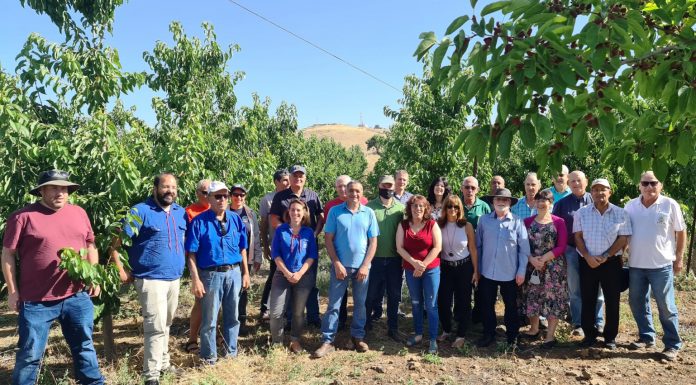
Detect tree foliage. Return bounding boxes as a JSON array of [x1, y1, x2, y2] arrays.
[[417, 0, 696, 181]]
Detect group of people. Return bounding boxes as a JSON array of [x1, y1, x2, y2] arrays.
[[0, 165, 686, 385]]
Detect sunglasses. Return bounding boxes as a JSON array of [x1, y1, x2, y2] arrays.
[[462, 186, 476, 190], [219, 220, 228, 236], [446, 205, 459, 210], [640, 181, 659, 187], [214, 194, 229, 200], [46, 170, 70, 178], [198, 190, 209, 196], [231, 192, 246, 198]]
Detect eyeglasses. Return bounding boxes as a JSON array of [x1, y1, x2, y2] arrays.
[[446, 205, 459, 210], [214, 194, 229, 200], [640, 181, 659, 187], [198, 190, 209, 196], [231, 192, 246, 198], [46, 170, 70, 178], [462, 186, 476, 190]]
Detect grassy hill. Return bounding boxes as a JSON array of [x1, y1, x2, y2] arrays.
[[301, 124, 386, 173]]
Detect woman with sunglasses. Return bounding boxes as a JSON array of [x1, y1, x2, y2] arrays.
[[520, 189, 568, 349], [396, 195, 442, 353], [268, 199, 318, 353], [436, 195, 478, 349]]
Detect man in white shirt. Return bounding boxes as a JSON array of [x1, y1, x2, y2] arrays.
[[624, 171, 686, 361]]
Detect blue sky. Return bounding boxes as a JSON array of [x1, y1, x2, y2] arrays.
[[0, 0, 486, 129]]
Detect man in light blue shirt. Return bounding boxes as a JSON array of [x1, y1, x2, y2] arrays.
[[550, 165, 571, 203], [511, 172, 540, 219], [314, 181, 379, 358], [475, 188, 530, 348]]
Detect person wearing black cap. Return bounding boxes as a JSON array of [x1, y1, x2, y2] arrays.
[[229, 183, 262, 335], [475, 188, 531, 348], [2, 170, 105, 385], [269, 165, 324, 327]]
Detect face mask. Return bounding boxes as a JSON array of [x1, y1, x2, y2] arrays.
[[379, 188, 394, 199]]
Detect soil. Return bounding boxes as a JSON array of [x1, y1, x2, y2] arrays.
[[1, 273, 695, 385]]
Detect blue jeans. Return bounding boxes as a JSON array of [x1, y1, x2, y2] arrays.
[[405, 267, 440, 340], [566, 245, 604, 327], [321, 266, 369, 343], [199, 268, 241, 362], [14, 291, 104, 385], [365, 257, 403, 331], [628, 266, 681, 350]]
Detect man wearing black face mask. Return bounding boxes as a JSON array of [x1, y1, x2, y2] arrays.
[[365, 175, 406, 341]]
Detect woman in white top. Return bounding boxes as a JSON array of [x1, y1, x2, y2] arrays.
[[436, 195, 478, 348], [427, 176, 452, 220]]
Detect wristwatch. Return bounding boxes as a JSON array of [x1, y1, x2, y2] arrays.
[[601, 252, 610, 259]]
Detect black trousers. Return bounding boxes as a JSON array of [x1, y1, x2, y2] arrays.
[[260, 259, 277, 313], [580, 256, 621, 342], [479, 276, 519, 342], [438, 260, 474, 337]]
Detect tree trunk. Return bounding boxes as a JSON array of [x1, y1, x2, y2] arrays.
[[687, 201, 696, 275], [102, 311, 116, 363]]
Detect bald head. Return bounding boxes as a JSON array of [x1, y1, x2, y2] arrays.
[[568, 170, 588, 197]]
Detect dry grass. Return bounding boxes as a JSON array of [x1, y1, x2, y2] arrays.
[[301, 124, 386, 172]]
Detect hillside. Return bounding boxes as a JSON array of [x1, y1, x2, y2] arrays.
[[301, 124, 386, 173]]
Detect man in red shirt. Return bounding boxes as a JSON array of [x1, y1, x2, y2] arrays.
[[185, 179, 211, 222], [2, 170, 104, 385]]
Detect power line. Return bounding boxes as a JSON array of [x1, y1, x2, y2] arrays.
[[225, 0, 401, 92]]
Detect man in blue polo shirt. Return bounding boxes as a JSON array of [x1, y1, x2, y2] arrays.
[[186, 181, 250, 365], [112, 173, 187, 385], [313, 181, 379, 358]]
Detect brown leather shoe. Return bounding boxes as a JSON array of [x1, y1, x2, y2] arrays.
[[312, 342, 335, 358], [289, 340, 303, 354], [352, 337, 369, 353]]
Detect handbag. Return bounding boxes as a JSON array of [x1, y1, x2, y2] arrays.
[[529, 270, 541, 285]]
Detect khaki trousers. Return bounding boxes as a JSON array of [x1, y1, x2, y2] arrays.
[[135, 278, 180, 381]]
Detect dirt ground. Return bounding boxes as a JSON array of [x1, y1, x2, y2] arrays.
[[1, 270, 695, 385]]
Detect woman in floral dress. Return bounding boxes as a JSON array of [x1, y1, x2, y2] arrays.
[[521, 189, 569, 348]]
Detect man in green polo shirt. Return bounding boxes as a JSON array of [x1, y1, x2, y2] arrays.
[[365, 175, 405, 341], [461, 176, 491, 229], [460, 175, 491, 324]]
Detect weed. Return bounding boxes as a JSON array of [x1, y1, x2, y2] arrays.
[[37, 368, 71, 385], [675, 273, 696, 291], [192, 374, 226, 385], [455, 340, 474, 357], [422, 352, 442, 365], [113, 354, 141, 385], [494, 341, 517, 357], [319, 363, 341, 378], [397, 347, 409, 356], [287, 363, 305, 381]]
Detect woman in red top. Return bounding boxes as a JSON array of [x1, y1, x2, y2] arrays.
[[396, 195, 442, 354]]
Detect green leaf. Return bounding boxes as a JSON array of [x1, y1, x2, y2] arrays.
[[453, 129, 469, 151], [519, 120, 536, 148], [432, 38, 451, 77], [498, 129, 514, 157], [481, 0, 511, 16], [558, 63, 577, 87], [676, 130, 693, 165], [571, 121, 589, 156], [414, 32, 437, 60], [470, 0, 478, 9], [446, 15, 470, 35], [532, 114, 553, 141], [652, 158, 668, 181]]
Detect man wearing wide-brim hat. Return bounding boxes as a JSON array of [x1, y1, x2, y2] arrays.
[[475, 188, 530, 349], [2, 170, 105, 385]]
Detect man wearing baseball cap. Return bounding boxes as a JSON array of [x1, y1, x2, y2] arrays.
[[2, 170, 104, 385], [186, 181, 250, 364], [573, 178, 632, 350]]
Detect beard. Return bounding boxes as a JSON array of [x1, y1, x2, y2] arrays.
[[157, 191, 175, 207]]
